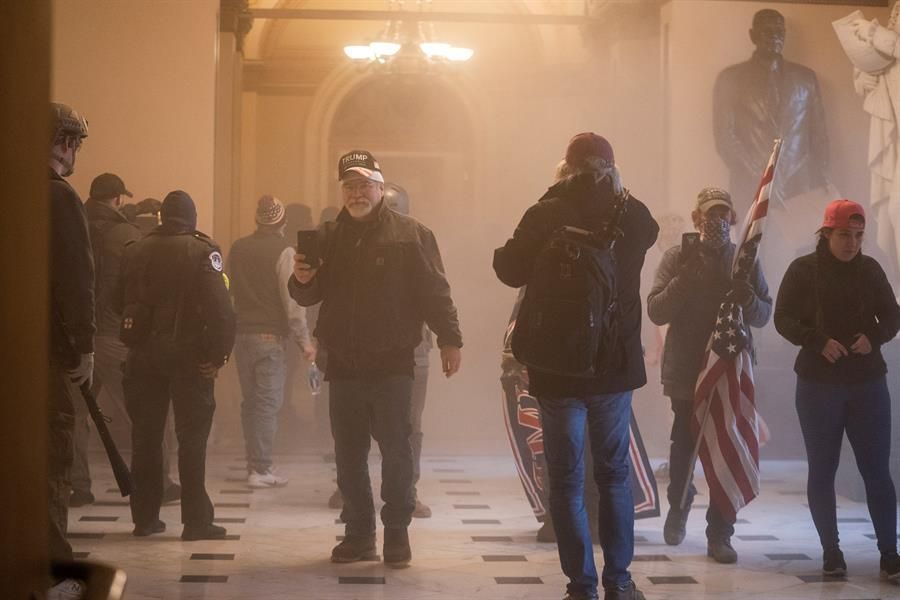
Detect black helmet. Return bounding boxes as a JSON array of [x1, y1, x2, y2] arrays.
[[384, 182, 410, 215], [50, 102, 88, 144]]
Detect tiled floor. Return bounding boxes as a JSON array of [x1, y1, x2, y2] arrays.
[[68, 454, 900, 599]]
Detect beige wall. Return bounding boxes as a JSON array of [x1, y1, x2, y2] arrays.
[[51, 0, 219, 233]]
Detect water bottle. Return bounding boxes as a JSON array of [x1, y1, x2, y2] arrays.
[[308, 360, 322, 396]]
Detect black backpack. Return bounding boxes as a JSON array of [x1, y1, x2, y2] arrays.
[[511, 193, 628, 378]]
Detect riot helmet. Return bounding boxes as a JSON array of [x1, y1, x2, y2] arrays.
[[50, 102, 88, 145]]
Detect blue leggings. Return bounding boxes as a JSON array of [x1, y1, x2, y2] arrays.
[[795, 376, 897, 554]]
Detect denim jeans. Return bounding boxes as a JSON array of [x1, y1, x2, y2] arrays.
[[667, 393, 735, 540], [539, 391, 635, 595], [410, 363, 429, 492], [235, 334, 287, 474], [330, 375, 415, 537], [796, 375, 897, 554]]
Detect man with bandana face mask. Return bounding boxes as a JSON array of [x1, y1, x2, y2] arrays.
[[647, 187, 772, 564]]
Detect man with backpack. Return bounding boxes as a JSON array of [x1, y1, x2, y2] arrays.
[[646, 187, 771, 563], [494, 133, 658, 600]]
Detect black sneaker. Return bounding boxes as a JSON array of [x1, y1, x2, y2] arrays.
[[69, 489, 95, 508], [181, 523, 227, 541], [822, 547, 846, 577], [707, 537, 738, 564], [663, 508, 688, 546], [383, 527, 412, 568], [133, 519, 166, 537], [604, 580, 646, 600], [331, 534, 377, 563], [880, 551, 900, 581]]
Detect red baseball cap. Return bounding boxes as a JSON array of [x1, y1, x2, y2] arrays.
[[565, 132, 614, 168], [822, 199, 865, 230]]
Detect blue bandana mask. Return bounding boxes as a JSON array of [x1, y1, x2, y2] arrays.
[[700, 216, 731, 248]]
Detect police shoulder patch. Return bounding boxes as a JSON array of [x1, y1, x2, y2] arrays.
[[209, 251, 224, 272]]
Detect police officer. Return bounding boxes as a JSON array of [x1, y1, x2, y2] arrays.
[[47, 102, 94, 570], [117, 190, 235, 540]]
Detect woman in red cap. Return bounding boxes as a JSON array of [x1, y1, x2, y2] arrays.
[[775, 199, 900, 580]]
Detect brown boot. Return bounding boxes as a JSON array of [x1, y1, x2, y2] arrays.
[[331, 534, 376, 563], [383, 527, 411, 568]]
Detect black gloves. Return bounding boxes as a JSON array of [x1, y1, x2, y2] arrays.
[[728, 278, 755, 306]]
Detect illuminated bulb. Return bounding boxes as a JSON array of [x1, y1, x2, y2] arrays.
[[419, 42, 450, 58], [370, 41, 401, 57], [445, 46, 474, 62], [344, 45, 375, 60]]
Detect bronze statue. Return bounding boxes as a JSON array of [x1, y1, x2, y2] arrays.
[[713, 9, 829, 212]]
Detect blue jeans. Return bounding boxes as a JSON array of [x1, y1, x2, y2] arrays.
[[796, 376, 897, 554], [235, 334, 287, 474], [539, 391, 635, 595], [330, 375, 415, 537]]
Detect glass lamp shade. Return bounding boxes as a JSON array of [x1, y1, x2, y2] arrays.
[[344, 45, 375, 61], [445, 46, 474, 62]]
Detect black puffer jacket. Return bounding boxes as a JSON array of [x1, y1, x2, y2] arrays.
[[647, 242, 771, 398], [289, 201, 462, 378], [493, 172, 659, 397], [775, 243, 900, 384]]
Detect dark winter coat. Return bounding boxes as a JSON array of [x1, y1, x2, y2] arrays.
[[493, 172, 659, 397], [647, 242, 772, 399], [288, 201, 462, 379], [117, 226, 236, 370], [50, 169, 95, 359], [774, 243, 900, 384], [85, 199, 141, 337]]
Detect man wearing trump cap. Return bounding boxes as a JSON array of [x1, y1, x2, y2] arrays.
[[290, 149, 463, 568], [648, 186, 772, 564]]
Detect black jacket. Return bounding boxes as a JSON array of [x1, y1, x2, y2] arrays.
[[85, 199, 141, 337], [493, 173, 659, 397], [118, 226, 236, 370], [289, 201, 462, 378], [774, 244, 900, 384], [50, 169, 95, 359], [647, 242, 772, 398]]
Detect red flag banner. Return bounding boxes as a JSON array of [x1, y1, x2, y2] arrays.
[[691, 139, 782, 520]]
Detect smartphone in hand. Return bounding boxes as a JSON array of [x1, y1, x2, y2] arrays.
[[680, 232, 701, 263], [297, 230, 322, 268]]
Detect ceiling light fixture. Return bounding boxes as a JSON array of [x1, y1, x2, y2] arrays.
[[342, 0, 474, 70]]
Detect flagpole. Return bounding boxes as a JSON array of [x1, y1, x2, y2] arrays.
[[677, 137, 782, 514], [679, 393, 712, 512]]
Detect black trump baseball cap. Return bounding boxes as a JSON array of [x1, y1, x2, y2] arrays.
[[337, 150, 384, 183]]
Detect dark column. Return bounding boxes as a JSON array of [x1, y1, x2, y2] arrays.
[[0, 0, 52, 596]]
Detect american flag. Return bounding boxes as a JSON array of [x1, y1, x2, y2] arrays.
[[690, 139, 782, 520]]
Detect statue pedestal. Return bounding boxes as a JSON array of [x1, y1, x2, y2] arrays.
[[835, 340, 900, 502]]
